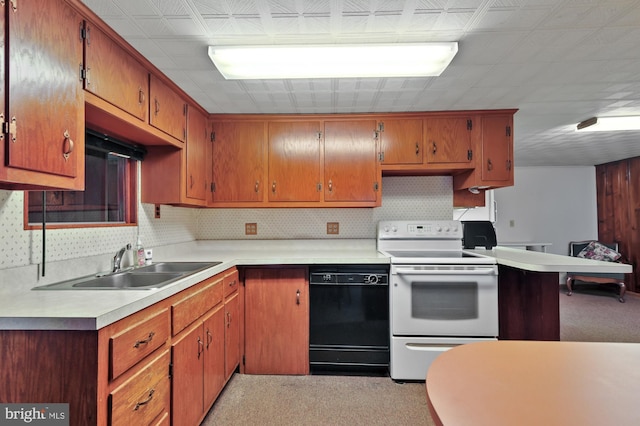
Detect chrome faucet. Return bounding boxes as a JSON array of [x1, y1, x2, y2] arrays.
[[113, 244, 132, 273]]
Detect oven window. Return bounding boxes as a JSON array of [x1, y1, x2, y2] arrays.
[[411, 282, 479, 320]]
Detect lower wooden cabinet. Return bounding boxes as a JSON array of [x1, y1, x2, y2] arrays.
[[172, 304, 225, 426], [224, 291, 240, 379], [244, 267, 309, 375], [0, 266, 240, 426]]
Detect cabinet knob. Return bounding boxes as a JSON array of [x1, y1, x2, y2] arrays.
[[487, 159, 493, 171], [296, 289, 300, 305], [432, 141, 437, 154], [328, 180, 333, 192], [416, 142, 420, 156], [255, 181, 260, 193], [272, 181, 276, 193]]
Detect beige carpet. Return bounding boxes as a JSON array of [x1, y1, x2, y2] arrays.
[[560, 284, 640, 342], [202, 374, 434, 426]]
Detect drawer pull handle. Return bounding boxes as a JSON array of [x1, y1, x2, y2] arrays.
[[133, 331, 155, 348], [229, 279, 236, 288], [134, 389, 155, 411], [296, 289, 300, 305]]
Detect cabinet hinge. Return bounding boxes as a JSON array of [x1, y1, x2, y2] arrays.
[[80, 26, 87, 41], [506, 125, 512, 137], [183, 104, 187, 116], [79, 66, 86, 81], [9, 0, 17, 12], [378, 152, 385, 162], [211, 182, 216, 193], [378, 122, 384, 132], [467, 149, 473, 161], [374, 182, 379, 192], [183, 128, 187, 140], [316, 131, 322, 140], [211, 131, 215, 142], [467, 119, 473, 131], [242, 355, 245, 366], [168, 363, 173, 378]]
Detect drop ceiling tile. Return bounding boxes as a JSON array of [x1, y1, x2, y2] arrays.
[[114, 0, 161, 17], [165, 18, 208, 36]]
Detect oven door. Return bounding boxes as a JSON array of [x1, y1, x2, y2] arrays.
[[391, 264, 498, 337]]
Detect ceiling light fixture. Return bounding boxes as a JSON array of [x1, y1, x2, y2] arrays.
[[207, 42, 458, 80], [576, 116, 640, 132]]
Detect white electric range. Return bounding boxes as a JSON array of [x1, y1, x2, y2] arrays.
[[377, 220, 498, 381]]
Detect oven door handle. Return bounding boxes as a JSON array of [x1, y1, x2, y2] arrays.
[[394, 267, 497, 276]]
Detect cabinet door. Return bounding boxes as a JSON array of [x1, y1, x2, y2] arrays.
[[244, 268, 309, 375], [186, 107, 207, 201], [211, 121, 265, 203], [425, 117, 474, 164], [150, 74, 187, 142], [268, 121, 322, 202], [4, 0, 84, 188], [379, 119, 423, 165], [324, 120, 379, 202], [224, 292, 240, 380], [171, 323, 204, 426], [84, 22, 148, 121], [481, 115, 513, 183], [202, 305, 225, 410]]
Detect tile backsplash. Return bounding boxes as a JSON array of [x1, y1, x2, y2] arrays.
[[0, 175, 452, 271]]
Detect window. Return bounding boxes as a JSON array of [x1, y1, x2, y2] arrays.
[[26, 130, 145, 228]]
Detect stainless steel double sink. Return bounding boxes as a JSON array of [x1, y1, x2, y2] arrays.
[[32, 262, 221, 291]]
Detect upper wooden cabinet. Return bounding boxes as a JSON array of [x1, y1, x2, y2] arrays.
[[83, 22, 148, 122], [378, 119, 423, 166], [210, 121, 265, 203], [454, 112, 516, 191], [324, 120, 379, 203], [185, 106, 208, 201], [0, 0, 85, 190], [149, 74, 187, 143], [425, 116, 474, 166], [268, 120, 322, 203]]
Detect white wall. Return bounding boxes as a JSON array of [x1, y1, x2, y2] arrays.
[[493, 166, 598, 256]]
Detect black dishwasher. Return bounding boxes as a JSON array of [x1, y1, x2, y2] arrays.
[[309, 265, 389, 375]]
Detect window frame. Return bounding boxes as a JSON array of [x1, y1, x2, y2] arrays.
[[23, 158, 139, 230]]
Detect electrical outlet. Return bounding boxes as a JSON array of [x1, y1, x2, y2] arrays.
[[245, 223, 257, 235], [327, 222, 339, 235], [154, 204, 161, 219]]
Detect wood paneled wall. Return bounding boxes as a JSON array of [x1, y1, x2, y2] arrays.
[[596, 156, 640, 293]]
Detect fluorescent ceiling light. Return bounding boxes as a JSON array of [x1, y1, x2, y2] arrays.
[[576, 116, 640, 132], [207, 43, 458, 79]]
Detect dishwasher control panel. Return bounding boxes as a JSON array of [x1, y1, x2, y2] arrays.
[[310, 270, 388, 285]]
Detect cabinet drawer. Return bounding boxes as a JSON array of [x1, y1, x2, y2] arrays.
[[172, 277, 223, 335], [223, 269, 239, 298], [110, 350, 170, 426], [110, 309, 170, 380]]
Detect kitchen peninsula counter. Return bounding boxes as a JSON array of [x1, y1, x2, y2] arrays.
[[474, 246, 632, 341], [0, 241, 629, 332]]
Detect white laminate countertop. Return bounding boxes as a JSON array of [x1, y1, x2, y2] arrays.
[[471, 246, 633, 274], [0, 240, 631, 331]]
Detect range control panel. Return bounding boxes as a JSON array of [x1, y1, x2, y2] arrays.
[[377, 220, 462, 240]]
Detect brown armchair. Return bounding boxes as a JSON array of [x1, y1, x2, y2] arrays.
[[566, 241, 626, 303]]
